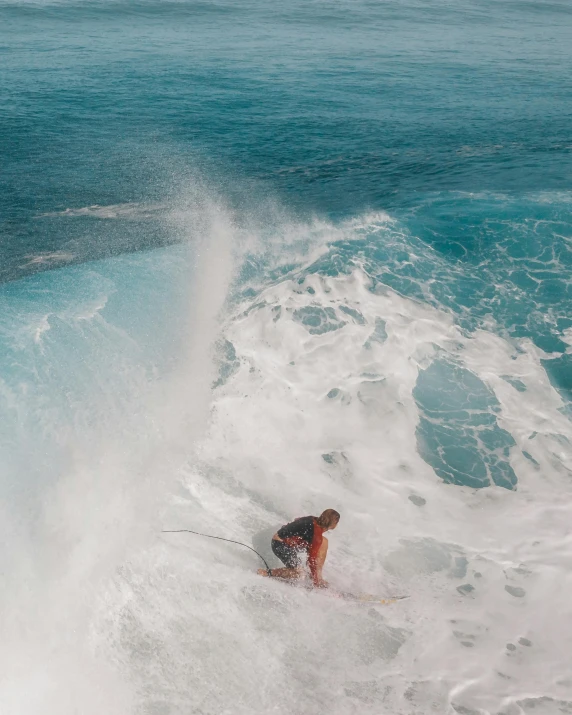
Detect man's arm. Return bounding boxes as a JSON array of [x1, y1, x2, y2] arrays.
[[308, 534, 328, 587]]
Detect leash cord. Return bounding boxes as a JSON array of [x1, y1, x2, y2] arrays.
[[161, 528, 272, 573]]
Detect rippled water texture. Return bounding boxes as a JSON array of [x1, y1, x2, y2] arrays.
[[2, 0, 572, 278]]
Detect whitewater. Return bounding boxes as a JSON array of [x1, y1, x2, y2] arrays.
[[1, 194, 571, 714], [1, 0, 572, 713]]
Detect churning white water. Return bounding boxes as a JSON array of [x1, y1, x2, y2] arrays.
[[1, 202, 571, 715]]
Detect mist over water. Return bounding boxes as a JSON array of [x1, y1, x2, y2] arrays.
[[1, 0, 572, 713]]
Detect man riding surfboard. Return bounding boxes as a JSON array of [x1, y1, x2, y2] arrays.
[[258, 509, 340, 587]]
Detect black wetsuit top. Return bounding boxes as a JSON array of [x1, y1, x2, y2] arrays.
[[277, 516, 316, 545]]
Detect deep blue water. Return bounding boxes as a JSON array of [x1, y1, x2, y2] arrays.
[[2, 0, 571, 279]]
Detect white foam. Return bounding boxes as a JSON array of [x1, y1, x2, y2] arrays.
[[149, 262, 572, 714], [2, 207, 571, 715], [562, 327, 572, 351]]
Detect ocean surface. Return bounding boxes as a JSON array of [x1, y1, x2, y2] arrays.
[[1, 1, 572, 713]]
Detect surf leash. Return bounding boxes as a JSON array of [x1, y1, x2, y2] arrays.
[[161, 528, 272, 574]]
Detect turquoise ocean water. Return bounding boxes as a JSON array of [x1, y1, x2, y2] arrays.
[[1, 1, 572, 713]]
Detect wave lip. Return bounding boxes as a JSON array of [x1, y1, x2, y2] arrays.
[[36, 202, 167, 220], [20, 252, 76, 269]]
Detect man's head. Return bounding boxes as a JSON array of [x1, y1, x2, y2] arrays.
[[317, 509, 340, 531]]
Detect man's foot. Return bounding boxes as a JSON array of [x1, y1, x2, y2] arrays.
[[257, 568, 271, 577]]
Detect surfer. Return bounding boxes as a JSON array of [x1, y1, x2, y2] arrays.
[[258, 509, 340, 588]]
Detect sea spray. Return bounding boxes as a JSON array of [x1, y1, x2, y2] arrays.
[[0, 190, 239, 715]]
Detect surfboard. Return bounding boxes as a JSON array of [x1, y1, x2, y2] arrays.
[[257, 570, 408, 604], [334, 591, 409, 605]]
